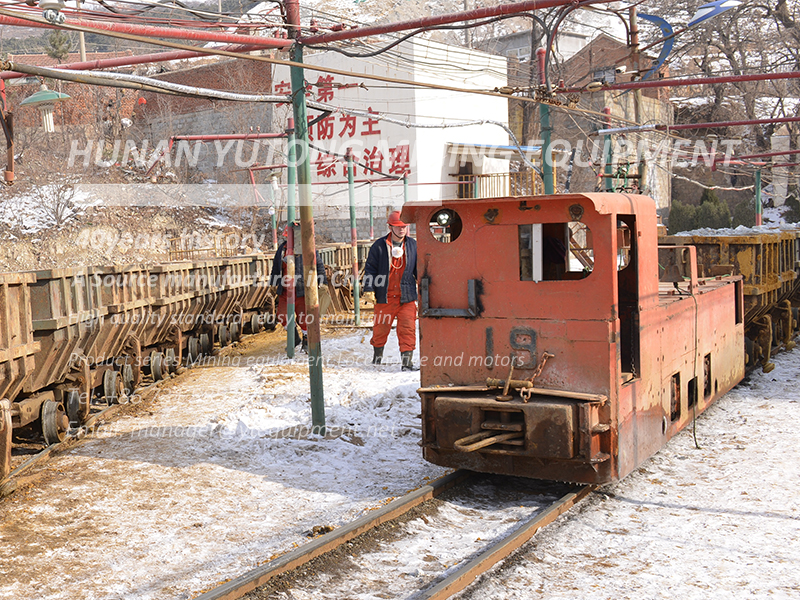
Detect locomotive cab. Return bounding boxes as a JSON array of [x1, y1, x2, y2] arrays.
[[403, 193, 744, 484]]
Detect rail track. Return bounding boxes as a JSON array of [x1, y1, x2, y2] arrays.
[[195, 471, 593, 600]]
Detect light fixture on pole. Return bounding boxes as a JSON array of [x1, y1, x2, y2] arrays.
[[20, 84, 70, 133], [38, 0, 67, 24], [687, 0, 743, 27]]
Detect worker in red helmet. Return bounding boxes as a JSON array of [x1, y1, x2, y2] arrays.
[[363, 210, 418, 370], [269, 221, 327, 353]]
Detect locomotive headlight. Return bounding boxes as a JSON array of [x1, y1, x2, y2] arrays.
[[437, 211, 451, 226]]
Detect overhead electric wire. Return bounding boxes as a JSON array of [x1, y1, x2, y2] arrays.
[[0, 2, 648, 134], [304, 12, 548, 60], [4, 58, 540, 173]]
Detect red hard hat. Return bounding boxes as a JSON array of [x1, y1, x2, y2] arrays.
[[387, 211, 407, 227]]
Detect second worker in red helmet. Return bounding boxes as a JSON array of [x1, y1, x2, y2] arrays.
[[363, 211, 418, 371]]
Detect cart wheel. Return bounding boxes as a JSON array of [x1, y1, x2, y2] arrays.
[[122, 364, 135, 396], [42, 399, 69, 445], [164, 348, 177, 374], [104, 369, 120, 405], [250, 313, 261, 334], [218, 325, 230, 347], [65, 389, 88, 426], [200, 333, 211, 355], [150, 351, 165, 382], [187, 336, 200, 364], [230, 322, 240, 343]]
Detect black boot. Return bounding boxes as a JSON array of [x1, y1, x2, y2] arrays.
[[372, 346, 384, 365], [401, 351, 418, 371], [294, 326, 303, 349], [301, 334, 308, 353]]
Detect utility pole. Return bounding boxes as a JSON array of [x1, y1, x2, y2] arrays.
[[755, 168, 762, 226], [537, 48, 553, 194], [629, 7, 646, 194], [286, 0, 326, 435], [76, 0, 87, 62], [346, 150, 360, 326], [603, 106, 614, 191], [285, 118, 297, 359], [523, 21, 541, 159]]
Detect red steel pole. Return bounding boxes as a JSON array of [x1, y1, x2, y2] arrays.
[[1, 44, 265, 80], [737, 149, 800, 160], [300, 0, 617, 45], [171, 133, 287, 142], [0, 13, 291, 48], [559, 71, 800, 94], [660, 116, 800, 131]]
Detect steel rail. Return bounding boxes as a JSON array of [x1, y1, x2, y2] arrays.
[[194, 470, 471, 600], [417, 484, 596, 599]]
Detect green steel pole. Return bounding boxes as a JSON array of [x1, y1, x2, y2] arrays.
[[268, 184, 278, 251], [369, 183, 374, 240], [289, 42, 325, 435], [285, 119, 297, 359], [536, 48, 554, 194], [347, 152, 360, 326], [755, 168, 762, 226], [603, 106, 614, 192]]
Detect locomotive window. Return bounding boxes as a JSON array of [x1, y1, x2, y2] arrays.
[[617, 221, 631, 270], [429, 209, 462, 243], [519, 221, 593, 281]]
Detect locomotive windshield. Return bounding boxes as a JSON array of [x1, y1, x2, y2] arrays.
[[518, 221, 593, 281]]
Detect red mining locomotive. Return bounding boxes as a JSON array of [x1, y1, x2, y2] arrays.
[[403, 193, 746, 485]]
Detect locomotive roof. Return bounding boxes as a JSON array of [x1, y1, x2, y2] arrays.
[[402, 193, 656, 220]]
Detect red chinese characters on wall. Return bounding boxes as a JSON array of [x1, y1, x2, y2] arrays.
[[316, 75, 335, 103], [316, 153, 338, 179], [274, 76, 411, 179], [389, 144, 410, 176]]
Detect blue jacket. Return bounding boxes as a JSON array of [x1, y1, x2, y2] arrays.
[[269, 241, 327, 298], [363, 234, 417, 304]]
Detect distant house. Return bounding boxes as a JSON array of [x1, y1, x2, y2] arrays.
[[560, 33, 670, 102], [553, 34, 674, 212], [481, 29, 590, 63], [133, 58, 275, 176]]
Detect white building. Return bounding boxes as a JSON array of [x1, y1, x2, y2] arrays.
[[270, 38, 510, 238]]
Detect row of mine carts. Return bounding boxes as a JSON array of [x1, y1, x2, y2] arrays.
[[0, 242, 372, 481], [660, 227, 800, 372]]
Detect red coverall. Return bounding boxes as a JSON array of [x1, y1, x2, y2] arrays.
[[371, 238, 417, 352], [275, 255, 309, 333]]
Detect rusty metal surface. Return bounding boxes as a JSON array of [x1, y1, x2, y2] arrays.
[[407, 193, 748, 484], [26, 267, 107, 393], [0, 272, 40, 405]]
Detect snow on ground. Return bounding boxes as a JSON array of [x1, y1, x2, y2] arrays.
[[0, 185, 98, 233], [2, 329, 800, 600], [0, 329, 446, 600], [467, 349, 800, 600]]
